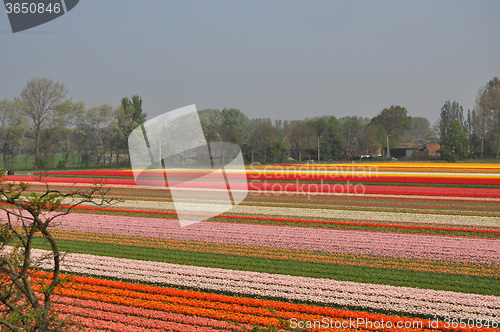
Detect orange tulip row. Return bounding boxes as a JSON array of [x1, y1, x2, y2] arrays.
[[28, 272, 496, 332]]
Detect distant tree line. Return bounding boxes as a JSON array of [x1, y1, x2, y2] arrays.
[[436, 77, 500, 162], [0, 78, 147, 170], [198, 106, 427, 163], [201, 75, 499, 163], [0, 76, 499, 170]]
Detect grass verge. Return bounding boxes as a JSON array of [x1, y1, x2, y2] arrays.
[[32, 237, 500, 296]]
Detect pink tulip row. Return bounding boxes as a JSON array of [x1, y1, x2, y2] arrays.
[[32, 248, 500, 320], [36, 212, 500, 265]]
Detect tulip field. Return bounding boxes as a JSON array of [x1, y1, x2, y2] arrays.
[[3, 162, 500, 331]]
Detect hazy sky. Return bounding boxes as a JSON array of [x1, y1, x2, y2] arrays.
[[1, 0, 500, 124]]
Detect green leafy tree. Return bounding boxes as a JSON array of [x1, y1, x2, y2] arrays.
[[268, 140, 288, 163], [111, 95, 148, 165], [438, 101, 472, 161], [440, 121, 469, 162], [371, 106, 411, 145], [439, 101, 465, 142], [120, 95, 147, 125], [198, 109, 224, 143], [220, 108, 249, 144]]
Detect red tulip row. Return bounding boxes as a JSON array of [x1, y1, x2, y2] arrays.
[[7, 175, 500, 197], [54, 297, 249, 331], [32, 169, 500, 185], [248, 181, 500, 198], [246, 172, 500, 185]]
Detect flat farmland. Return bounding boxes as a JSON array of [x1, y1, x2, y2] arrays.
[[4, 162, 500, 331]]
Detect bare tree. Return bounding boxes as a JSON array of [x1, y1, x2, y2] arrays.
[[85, 105, 113, 167], [0, 99, 27, 170], [17, 78, 68, 170], [53, 101, 85, 168], [340, 117, 365, 157], [477, 77, 500, 158], [0, 179, 117, 331], [245, 119, 278, 163], [256, 119, 278, 163], [290, 121, 315, 162]]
